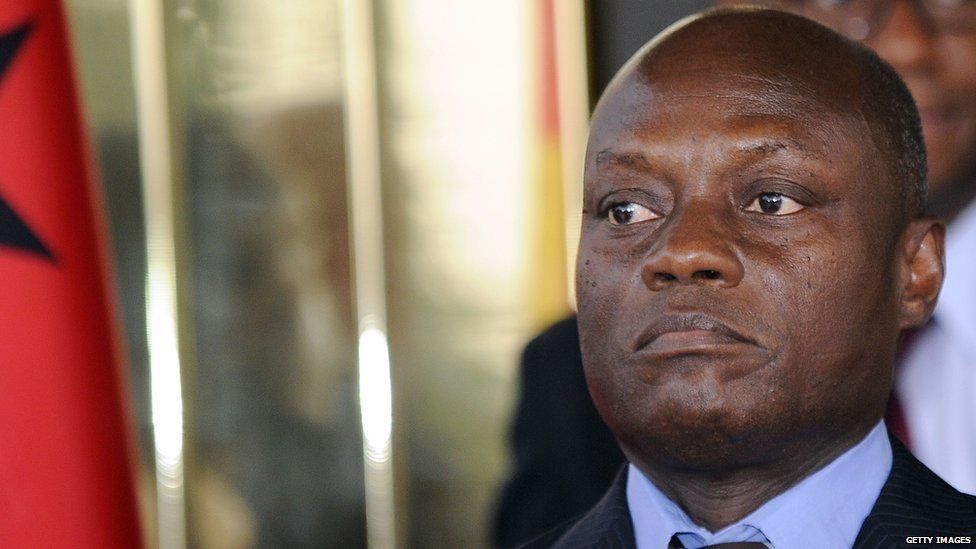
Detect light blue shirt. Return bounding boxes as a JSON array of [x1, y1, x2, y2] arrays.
[[626, 421, 892, 549]]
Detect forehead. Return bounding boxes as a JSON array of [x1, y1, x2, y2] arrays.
[[587, 66, 873, 169]]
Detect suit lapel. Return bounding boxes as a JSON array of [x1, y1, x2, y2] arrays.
[[526, 465, 636, 549], [853, 435, 976, 548], [529, 436, 975, 549]]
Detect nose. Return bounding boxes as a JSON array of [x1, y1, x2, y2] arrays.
[[640, 207, 744, 291], [865, 0, 938, 74]]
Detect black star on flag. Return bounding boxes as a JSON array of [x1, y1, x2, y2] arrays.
[[0, 21, 52, 261]]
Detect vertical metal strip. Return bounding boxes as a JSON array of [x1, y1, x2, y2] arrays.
[[128, 1, 187, 548], [552, 0, 591, 309], [339, 1, 397, 549]]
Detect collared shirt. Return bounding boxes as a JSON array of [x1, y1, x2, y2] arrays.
[[899, 199, 976, 495], [626, 421, 892, 549]]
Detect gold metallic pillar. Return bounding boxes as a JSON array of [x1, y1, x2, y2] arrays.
[[340, 0, 396, 548], [129, 1, 187, 547]]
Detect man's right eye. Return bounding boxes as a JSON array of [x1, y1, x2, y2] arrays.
[[811, 0, 856, 8], [606, 202, 658, 225]]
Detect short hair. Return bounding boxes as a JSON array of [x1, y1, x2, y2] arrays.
[[854, 42, 927, 219]]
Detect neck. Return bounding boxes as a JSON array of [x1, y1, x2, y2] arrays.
[[628, 425, 873, 532]]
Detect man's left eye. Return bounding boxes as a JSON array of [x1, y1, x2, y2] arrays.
[[606, 202, 658, 225], [745, 192, 805, 215]]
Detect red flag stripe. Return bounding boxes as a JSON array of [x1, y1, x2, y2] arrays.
[[0, 1, 142, 547]]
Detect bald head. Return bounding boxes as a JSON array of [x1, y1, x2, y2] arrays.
[[596, 7, 926, 219]]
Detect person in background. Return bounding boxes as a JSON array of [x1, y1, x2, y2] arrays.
[[493, 1, 976, 547]]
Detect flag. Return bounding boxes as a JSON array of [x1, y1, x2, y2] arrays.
[[527, 0, 571, 329], [0, 1, 143, 547]]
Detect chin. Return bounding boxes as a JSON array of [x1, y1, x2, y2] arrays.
[[608, 394, 799, 471], [620, 428, 780, 474]]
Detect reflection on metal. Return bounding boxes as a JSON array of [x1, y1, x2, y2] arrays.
[[373, 1, 532, 542], [129, 0, 187, 548], [552, 0, 590, 308], [358, 320, 395, 549], [359, 322, 393, 463], [340, 0, 396, 547]]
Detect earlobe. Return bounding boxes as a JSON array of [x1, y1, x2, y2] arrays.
[[899, 218, 946, 329]]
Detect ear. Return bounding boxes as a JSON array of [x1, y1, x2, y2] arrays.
[[898, 218, 945, 329]]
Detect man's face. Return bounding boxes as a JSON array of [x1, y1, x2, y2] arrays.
[[577, 62, 906, 469], [864, 1, 976, 199]]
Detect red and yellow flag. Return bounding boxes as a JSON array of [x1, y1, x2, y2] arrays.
[[0, 1, 142, 546], [528, 0, 570, 329]]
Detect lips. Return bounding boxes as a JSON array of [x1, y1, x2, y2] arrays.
[[633, 313, 756, 355]]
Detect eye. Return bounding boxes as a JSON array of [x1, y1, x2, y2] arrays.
[[812, 0, 855, 8], [744, 192, 805, 215], [606, 202, 658, 225]]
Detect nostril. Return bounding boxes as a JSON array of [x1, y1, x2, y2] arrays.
[[655, 272, 677, 283], [693, 270, 720, 280]]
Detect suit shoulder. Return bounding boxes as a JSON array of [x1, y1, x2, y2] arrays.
[[855, 437, 976, 547], [519, 519, 574, 549], [519, 466, 635, 549], [519, 316, 582, 382], [525, 316, 579, 355]]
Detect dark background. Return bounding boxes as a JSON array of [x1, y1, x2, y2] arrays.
[[588, 0, 712, 102]]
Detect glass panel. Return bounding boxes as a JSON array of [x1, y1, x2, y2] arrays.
[[375, 1, 570, 546], [69, 0, 588, 546], [165, 1, 366, 547]]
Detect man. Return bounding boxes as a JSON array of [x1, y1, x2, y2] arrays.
[[495, 1, 976, 546], [525, 8, 975, 548], [735, 0, 976, 496]]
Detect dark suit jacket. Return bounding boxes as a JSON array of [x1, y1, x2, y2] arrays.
[[523, 436, 976, 548], [493, 317, 626, 548]]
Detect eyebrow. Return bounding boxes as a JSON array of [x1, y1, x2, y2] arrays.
[[737, 137, 814, 155], [593, 149, 651, 169], [593, 138, 819, 169]]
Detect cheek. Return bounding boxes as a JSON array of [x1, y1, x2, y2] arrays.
[[576, 229, 645, 307], [575, 234, 650, 412], [758, 232, 898, 382], [575, 246, 618, 355]]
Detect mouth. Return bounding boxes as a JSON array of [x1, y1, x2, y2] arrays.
[[634, 313, 756, 356]]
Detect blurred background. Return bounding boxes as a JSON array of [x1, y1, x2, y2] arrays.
[[63, 1, 707, 547]]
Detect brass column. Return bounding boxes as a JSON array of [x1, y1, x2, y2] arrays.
[[129, 0, 187, 547], [340, 0, 397, 548]]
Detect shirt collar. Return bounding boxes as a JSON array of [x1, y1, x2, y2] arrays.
[[935, 198, 976, 350], [626, 422, 892, 549]]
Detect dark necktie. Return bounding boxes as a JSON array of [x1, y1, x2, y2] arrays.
[[668, 534, 767, 548]]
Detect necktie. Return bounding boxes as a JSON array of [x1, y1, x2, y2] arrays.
[[668, 534, 767, 548]]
